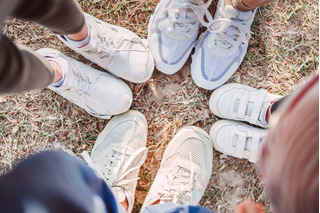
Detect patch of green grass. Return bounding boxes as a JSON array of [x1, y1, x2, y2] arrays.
[[81, 133, 97, 144]]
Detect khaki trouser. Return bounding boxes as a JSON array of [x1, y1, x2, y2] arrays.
[[0, 0, 85, 93]]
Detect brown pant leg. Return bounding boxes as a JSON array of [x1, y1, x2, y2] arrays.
[[0, 37, 54, 94], [13, 0, 85, 35], [0, 0, 85, 94]]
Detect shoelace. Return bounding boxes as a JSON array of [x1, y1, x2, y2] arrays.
[[165, 0, 213, 38], [205, 8, 252, 53], [72, 71, 112, 119], [86, 19, 149, 63], [46, 53, 112, 119], [89, 36, 148, 57], [81, 145, 148, 188], [159, 153, 198, 205]]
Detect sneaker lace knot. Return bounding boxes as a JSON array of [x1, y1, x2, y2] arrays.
[[81, 145, 147, 188], [159, 153, 200, 205], [75, 72, 93, 95], [87, 26, 149, 64], [165, 0, 213, 39], [206, 6, 253, 55], [71, 71, 111, 119]]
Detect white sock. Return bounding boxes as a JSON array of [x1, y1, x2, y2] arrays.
[[65, 22, 92, 48]]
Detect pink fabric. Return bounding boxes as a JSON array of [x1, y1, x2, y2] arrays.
[[259, 76, 319, 213]]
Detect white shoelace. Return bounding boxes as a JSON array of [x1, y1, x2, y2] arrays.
[[86, 18, 149, 64], [81, 145, 148, 189], [205, 7, 253, 54], [165, 0, 213, 39], [159, 153, 199, 205], [70, 71, 112, 119]]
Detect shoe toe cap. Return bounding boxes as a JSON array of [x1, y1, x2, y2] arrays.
[[109, 45, 154, 83], [89, 75, 132, 116], [210, 121, 233, 154]]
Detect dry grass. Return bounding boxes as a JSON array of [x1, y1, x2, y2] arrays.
[[1, 0, 318, 212]]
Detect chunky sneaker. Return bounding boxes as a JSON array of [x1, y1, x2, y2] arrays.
[[210, 120, 266, 163], [82, 110, 148, 213], [191, 0, 257, 89], [37, 48, 132, 119], [148, 0, 212, 74], [141, 126, 213, 211], [209, 83, 282, 128], [57, 13, 154, 83]]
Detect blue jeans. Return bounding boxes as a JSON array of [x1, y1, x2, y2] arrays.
[[0, 151, 212, 213]]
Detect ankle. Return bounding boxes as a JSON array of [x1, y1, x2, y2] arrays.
[[152, 200, 160, 205], [226, 0, 256, 11], [49, 60, 63, 84], [66, 23, 89, 41], [120, 198, 128, 211], [265, 102, 273, 122]]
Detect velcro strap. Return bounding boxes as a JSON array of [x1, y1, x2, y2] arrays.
[[249, 89, 267, 125], [234, 90, 249, 119], [248, 131, 263, 163], [235, 131, 247, 158]]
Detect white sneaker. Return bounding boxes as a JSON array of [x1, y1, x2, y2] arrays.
[[210, 120, 266, 163], [57, 13, 154, 83], [209, 83, 282, 128], [37, 48, 132, 119], [148, 0, 212, 74], [82, 110, 148, 213], [192, 0, 257, 89], [141, 126, 213, 211]]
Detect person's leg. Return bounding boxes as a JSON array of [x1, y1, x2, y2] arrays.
[[1, 0, 133, 118], [0, 37, 55, 93], [0, 0, 86, 93], [0, 151, 120, 213], [228, 0, 274, 11], [141, 126, 213, 211], [12, 0, 85, 36], [265, 95, 288, 122], [269, 96, 288, 114]]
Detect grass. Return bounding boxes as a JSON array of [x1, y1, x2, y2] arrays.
[[0, 0, 319, 212]]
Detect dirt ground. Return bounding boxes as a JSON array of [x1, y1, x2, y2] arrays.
[[0, 0, 318, 212]]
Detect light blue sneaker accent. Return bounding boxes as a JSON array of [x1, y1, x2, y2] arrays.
[[192, 0, 257, 90], [148, 0, 212, 74]]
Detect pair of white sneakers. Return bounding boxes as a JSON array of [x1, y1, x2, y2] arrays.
[[148, 0, 256, 90], [209, 83, 282, 163], [37, 13, 154, 119], [82, 110, 213, 213]]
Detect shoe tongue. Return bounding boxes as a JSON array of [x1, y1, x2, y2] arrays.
[[224, 5, 252, 20]]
